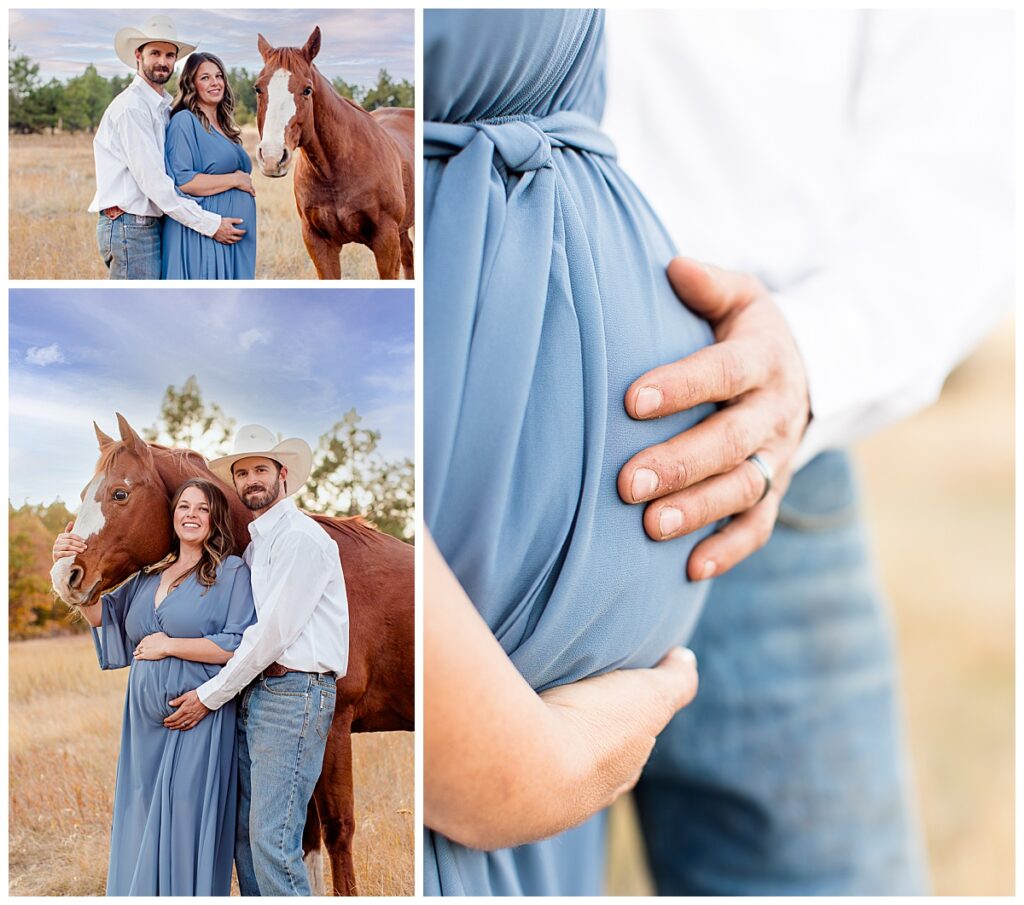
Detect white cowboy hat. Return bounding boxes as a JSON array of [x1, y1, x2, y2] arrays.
[[208, 424, 313, 498], [114, 15, 197, 70]]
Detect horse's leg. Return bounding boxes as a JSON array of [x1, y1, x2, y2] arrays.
[[371, 224, 402, 280], [301, 222, 342, 280], [316, 705, 358, 895], [302, 797, 327, 896], [399, 229, 414, 280]]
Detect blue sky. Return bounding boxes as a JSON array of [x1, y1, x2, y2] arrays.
[[8, 8, 413, 87], [9, 288, 414, 507]]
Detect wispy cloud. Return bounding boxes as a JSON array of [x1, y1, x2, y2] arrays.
[[25, 344, 64, 366], [239, 328, 271, 350]]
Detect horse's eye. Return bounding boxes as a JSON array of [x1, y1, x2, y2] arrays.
[[112, 489, 129, 502], [303, 86, 313, 97]]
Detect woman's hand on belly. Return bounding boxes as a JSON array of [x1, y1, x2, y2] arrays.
[[134, 631, 172, 661], [232, 170, 256, 197], [425, 532, 699, 851], [617, 256, 811, 581]]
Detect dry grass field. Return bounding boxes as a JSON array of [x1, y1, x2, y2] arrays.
[[8, 635, 413, 896], [607, 320, 1014, 895], [8, 127, 378, 280]]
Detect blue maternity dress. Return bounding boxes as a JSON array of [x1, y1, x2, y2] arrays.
[[93, 555, 256, 895], [424, 9, 715, 895], [161, 109, 257, 279]]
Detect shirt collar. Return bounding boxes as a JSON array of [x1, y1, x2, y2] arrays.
[[131, 73, 172, 110], [248, 496, 298, 539]]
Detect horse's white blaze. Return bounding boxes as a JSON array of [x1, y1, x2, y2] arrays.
[[50, 474, 106, 597], [73, 474, 107, 541], [261, 69, 296, 163], [304, 848, 326, 895]]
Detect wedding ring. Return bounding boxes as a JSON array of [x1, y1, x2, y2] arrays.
[[747, 453, 773, 504]]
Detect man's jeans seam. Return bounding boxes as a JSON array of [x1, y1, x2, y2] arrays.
[[265, 684, 311, 895]]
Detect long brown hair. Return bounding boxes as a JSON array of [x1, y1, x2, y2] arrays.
[[148, 478, 235, 592], [170, 52, 242, 143]]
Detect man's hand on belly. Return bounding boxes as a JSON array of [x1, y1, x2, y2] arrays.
[[617, 256, 811, 580], [164, 689, 211, 731]]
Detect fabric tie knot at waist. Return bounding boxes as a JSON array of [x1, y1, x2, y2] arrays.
[[424, 109, 617, 174], [479, 120, 553, 172]]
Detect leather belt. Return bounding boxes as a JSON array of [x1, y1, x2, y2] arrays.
[[260, 662, 337, 680]]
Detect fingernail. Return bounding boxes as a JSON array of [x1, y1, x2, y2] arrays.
[[678, 647, 698, 669], [631, 468, 658, 501], [634, 386, 662, 418], [701, 561, 716, 580], [659, 507, 683, 538]]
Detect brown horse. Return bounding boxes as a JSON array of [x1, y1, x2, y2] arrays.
[[254, 27, 414, 281], [49, 415, 413, 895]]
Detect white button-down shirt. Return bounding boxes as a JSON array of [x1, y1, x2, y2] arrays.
[[198, 497, 349, 711], [604, 10, 1013, 469], [88, 74, 221, 237]]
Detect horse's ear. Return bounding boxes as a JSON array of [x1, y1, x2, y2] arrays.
[[303, 26, 321, 63], [115, 413, 147, 454], [94, 421, 116, 450], [257, 33, 273, 62]]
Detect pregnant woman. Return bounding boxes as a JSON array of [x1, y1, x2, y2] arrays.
[[52, 478, 256, 895], [161, 52, 256, 278], [424, 9, 716, 895]]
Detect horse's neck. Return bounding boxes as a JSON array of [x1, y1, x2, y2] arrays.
[[150, 447, 254, 554], [302, 69, 380, 180]]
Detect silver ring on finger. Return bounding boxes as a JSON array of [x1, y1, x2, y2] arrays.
[[746, 453, 773, 505]]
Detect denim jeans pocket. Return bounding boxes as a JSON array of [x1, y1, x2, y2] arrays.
[[262, 672, 313, 696], [314, 686, 337, 741]]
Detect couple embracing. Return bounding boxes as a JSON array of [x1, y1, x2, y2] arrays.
[[52, 425, 346, 895], [88, 15, 255, 279]]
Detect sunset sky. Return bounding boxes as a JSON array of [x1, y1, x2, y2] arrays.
[[8, 8, 413, 87]]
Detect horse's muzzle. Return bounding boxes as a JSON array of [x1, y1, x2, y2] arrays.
[[50, 557, 101, 608], [257, 146, 292, 178]]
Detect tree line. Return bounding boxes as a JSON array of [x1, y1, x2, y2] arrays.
[[9, 376, 413, 639], [9, 45, 414, 135]]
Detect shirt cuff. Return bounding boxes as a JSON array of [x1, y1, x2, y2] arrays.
[[773, 283, 866, 471], [196, 209, 221, 238], [197, 672, 229, 711]]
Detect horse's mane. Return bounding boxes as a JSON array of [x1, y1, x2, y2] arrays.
[[148, 444, 214, 479], [96, 441, 212, 480]]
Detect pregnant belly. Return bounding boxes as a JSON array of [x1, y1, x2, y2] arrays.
[[202, 188, 257, 225], [127, 657, 220, 725], [429, 155, 716, 692]]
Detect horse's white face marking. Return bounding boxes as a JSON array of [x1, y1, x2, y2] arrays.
[[73, 474, 107, 542], [260, 69, 296, 164], [50, 474, 106, 600]]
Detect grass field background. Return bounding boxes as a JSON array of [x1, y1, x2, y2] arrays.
[[8, 128, 378, 280], [8, 635, 413, 896], [607, 319, 1015, 895]]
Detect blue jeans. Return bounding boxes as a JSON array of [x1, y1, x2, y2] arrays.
[[96, 212, 162, 279], [634, 451, 929, 895], [235, 672, 337, 896]]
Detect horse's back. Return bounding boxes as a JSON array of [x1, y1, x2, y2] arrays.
[[310, 515, 414, 729], [371, 107, 414, 166]]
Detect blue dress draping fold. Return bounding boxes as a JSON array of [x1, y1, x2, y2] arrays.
[[161, 109, 257, 279], [424, 9, 716, 895], [94, 555, 256, 895]]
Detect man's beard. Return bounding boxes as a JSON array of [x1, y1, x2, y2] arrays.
[[241, 478, 282, 511], [142, 63, 172, 85]]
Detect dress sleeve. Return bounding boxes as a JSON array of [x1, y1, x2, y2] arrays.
[[91, 573, 141, 670], [165, 112, 201, 190], [203, 560, 257, 653]]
